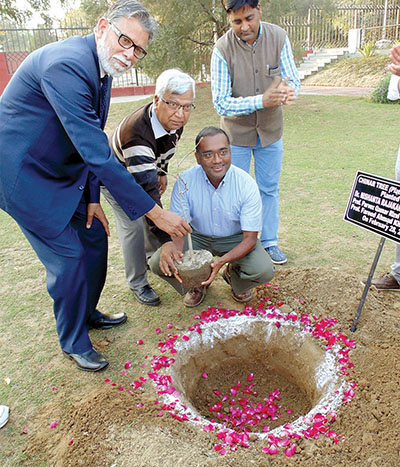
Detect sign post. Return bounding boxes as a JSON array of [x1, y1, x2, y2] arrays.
[[344, 171, 400, 331]]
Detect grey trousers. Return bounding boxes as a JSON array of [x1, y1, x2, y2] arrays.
[[149, 230, 275, 296], [101, 187, 161, 290], [391, 145, 400, 284]]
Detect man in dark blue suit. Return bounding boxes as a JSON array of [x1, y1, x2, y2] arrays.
[[0, 0, 191, 371]]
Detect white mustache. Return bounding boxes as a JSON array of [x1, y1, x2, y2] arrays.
[[112, 54, 131, 70]]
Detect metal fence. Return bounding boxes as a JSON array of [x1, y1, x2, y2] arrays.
[[280, 5, 400, 50], [0, 24, 153, 86], [112, 67, 153, 88], [0, 25, 90, 73]]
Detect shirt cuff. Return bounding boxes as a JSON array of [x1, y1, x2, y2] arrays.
[[254, 94, 264, 110]]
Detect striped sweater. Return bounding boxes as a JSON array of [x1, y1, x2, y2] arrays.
[[110, 102, 183, 197]]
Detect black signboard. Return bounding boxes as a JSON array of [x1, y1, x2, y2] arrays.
[[344, 171, 400, 244]]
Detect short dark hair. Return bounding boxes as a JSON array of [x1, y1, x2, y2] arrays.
[[225, 0, 259, 13], [195, 127, 230, 152]]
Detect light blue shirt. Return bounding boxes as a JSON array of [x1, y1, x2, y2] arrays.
[[170, 164, 262, 236], [211, 25, 301, 117]]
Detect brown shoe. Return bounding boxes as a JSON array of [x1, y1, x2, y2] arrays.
[[222, 265, 254, 303], [184, 286, 207, 308], [370, 273, 400, 291]]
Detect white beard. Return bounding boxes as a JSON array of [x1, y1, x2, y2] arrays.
[[97, 33, 133, 78]]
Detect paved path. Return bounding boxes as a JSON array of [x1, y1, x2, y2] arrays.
[[110, 85, 374, 104], [110, 94, 152, 104], [300, 85, 373, 97]]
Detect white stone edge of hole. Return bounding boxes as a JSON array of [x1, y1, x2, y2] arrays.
[[155, 313, 348, 440]]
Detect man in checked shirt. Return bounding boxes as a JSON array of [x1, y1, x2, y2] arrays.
[[211, 0, 300, 265], [102, 69, 195, 306]]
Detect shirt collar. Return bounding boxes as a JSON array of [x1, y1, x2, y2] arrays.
[[150, 103, 177, 139], [99, 62, 106, 80], [200, 164, 233, 188]]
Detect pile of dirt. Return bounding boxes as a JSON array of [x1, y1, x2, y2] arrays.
[[24, 268, 400, 466]]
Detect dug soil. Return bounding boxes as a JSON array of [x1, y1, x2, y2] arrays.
[[24, 268, 400, 466]]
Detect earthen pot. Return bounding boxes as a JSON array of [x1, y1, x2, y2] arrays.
[[176, 250, 213, 289]]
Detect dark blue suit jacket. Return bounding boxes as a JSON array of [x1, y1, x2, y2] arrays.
[[0, 34, 155, 238]]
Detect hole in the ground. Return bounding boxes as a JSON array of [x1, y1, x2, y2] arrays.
[[161, 314, 346, 437]]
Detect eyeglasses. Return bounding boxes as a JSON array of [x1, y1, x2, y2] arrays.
[[109, 21, 147, 59], [199, 148, 230, 160], [159, 97, 196, 112]]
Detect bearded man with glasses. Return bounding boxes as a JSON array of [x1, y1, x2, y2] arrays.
[[0, 0, 191, 372], [103, 69, 196, 306]]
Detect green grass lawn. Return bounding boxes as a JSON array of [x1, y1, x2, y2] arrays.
[[0, 84, 399, 464]]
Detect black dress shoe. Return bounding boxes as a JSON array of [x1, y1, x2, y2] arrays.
[[132, 285, 161, 306], [87, 312, 127, 329], [63, 348, 109, 372]]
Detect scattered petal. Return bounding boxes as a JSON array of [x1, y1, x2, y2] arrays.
[[285, 444, 297, 457]]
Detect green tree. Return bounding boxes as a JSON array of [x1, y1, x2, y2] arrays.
[[141, 0, 337, 80], [0, 0, 67, 25], [80, 0, 111, 27]]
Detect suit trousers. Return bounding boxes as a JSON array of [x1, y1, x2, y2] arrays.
[[149, 231, 274, 296], [101, 187, 160, 291], [19, 199, 106, 354]]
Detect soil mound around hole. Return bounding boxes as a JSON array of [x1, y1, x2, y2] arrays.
[[24, 267, 400, 466]]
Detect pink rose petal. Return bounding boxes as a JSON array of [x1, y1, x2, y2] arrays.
[[285, 444, 297, 457]]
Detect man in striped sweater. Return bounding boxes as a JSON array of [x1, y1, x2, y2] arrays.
[[102, 69, 195, 306]]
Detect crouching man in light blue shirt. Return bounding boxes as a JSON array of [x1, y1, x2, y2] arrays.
[[149, 126, 274, 307]]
